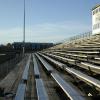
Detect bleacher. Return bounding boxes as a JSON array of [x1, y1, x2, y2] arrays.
[[41, 33, 100, 98]]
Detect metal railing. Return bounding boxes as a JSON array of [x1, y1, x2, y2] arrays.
[[56, 31, 92, 45], [0, 54, 23, 80]]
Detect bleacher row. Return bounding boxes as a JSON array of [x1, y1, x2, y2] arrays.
[[52, 34, 100, 49], [12, 34, 100, 100], [33, 54, 49, 100], [15, 55, 31, 100], [14, 53, 87, 100], [14, 54, 49, 100], [36, 53, 85, 100], [39, 53, 100, 89], [39, 34, 100, 98]]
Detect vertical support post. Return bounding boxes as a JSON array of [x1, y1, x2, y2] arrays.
[[23, 0, 25, 55]]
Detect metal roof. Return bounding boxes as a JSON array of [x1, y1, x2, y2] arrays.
[[92, 4, 100, 10]]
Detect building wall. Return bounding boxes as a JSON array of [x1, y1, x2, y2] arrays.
[[13, 42, 53, 52], [92, 5, 100, 35]]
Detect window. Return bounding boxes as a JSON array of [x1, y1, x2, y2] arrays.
[[93, 23, 100, 30], [98, 23, 100, 28], [93, 11, 95, 15], [96, 9, 98, 13]]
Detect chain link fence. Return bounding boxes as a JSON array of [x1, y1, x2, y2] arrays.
[[0, 54, 23, 80]]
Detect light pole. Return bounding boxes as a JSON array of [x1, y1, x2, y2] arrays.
[[23, 0, 25, 55]]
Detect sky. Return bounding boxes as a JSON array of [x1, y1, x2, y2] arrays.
[[0, 0, 100, 44]]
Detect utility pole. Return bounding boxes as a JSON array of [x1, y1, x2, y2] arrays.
[[23, 0, 25, 55]]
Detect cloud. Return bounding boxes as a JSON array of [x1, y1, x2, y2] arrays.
[[0, 21, 91, 44]]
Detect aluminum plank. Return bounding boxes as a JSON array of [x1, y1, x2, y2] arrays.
[[51, 73, 85, 100], [33, 54, 40, 78], [65, 67, 100, 89], [39, 53, 65, 68], [15, 84, 26, 100], [36, 54, 53, 73], [22, 55, 31, 81], [36, 79, 48, 100]]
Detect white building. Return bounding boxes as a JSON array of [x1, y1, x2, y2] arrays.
[[92, 4, 100, 35]]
